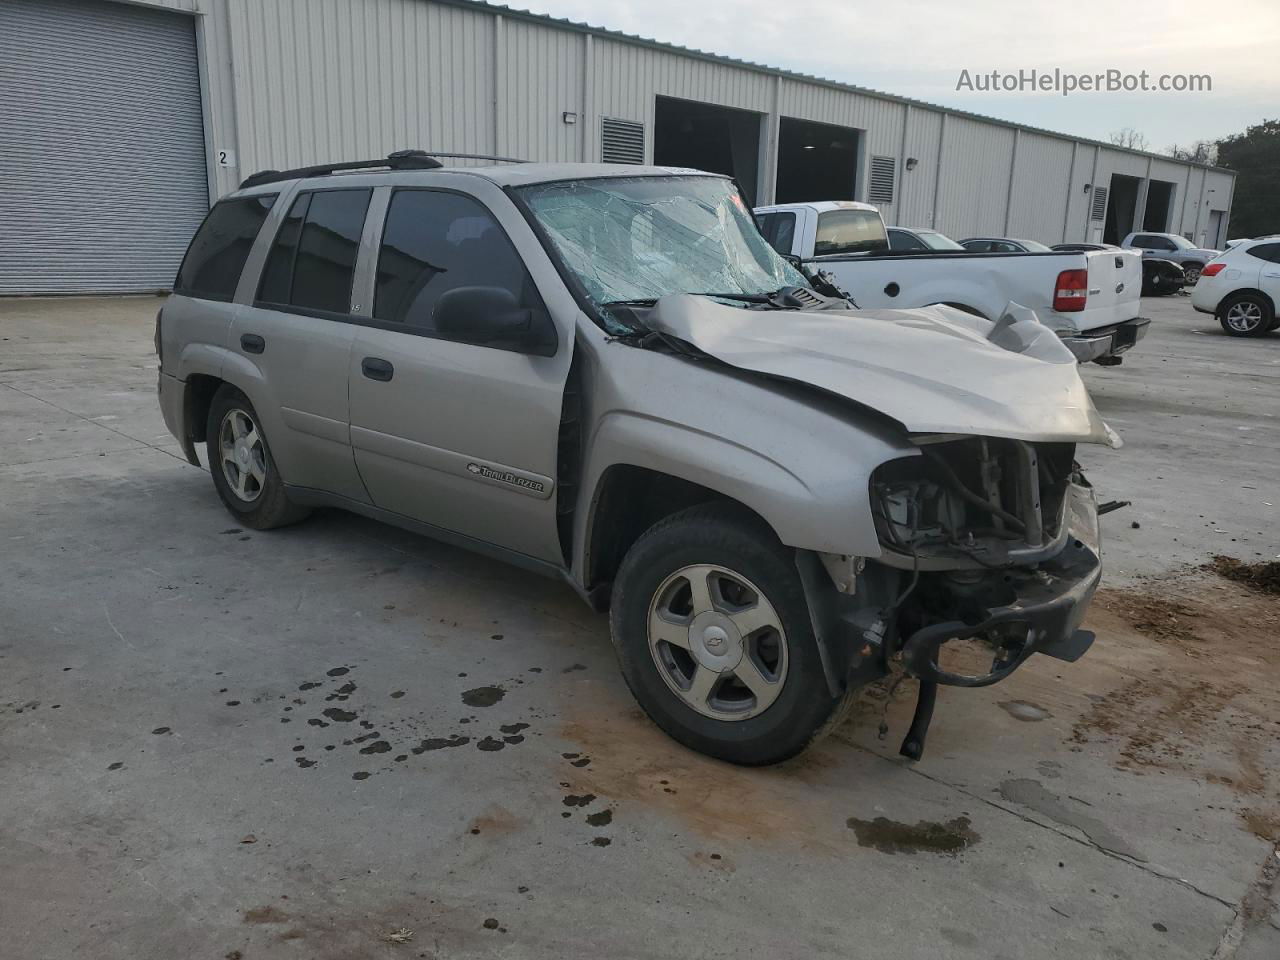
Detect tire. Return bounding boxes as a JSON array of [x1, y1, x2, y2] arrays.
[[205, 385, 310, 529], [609, 502, 847, 766], [1182, 262, 1205, 284], [1218, 293, 1274, 337]]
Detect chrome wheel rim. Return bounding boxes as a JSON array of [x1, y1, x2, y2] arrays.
[[1225, 301, 1263, 332], [646, 564, 788, 721], [218, 408, 267, 503], [1184, 265, 1201, 283]]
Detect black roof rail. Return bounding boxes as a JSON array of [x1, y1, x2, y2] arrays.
[[239, 149, 527, 189]]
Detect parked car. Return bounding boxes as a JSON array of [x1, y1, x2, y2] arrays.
[[886, 225, 967, 252], [961, 237, 1054, 253], [1120, 231, 1221, 284], [160, 155, 1113, 766], [1190, 237, 1280, 336], [755, 200, 1148, 364], [1053, 243, 1185, 296]]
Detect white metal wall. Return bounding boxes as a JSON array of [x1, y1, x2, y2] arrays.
[[107, 0, 1237, 258]]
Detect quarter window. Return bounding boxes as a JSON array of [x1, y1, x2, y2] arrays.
[[175, 194, 277, 301], [374, 190, 543, 341], [1246, 242, 1280, 263], [258, 188, 372, 314]]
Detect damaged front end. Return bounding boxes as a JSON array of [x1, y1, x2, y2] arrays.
[[809, 436, 1101, 760]]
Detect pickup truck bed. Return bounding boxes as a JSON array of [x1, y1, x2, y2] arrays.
[[756, 201, 1149, 363]]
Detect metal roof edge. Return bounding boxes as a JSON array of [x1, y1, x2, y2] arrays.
[[432, 0, 1234, 175]]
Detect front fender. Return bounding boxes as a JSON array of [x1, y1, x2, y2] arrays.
[[580, 403, 907, 560]]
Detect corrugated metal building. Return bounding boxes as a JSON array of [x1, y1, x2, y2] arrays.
[[0, 0, 1237, 294]]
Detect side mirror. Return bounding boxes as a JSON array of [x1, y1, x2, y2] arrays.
[[432, 286, 555, 356]]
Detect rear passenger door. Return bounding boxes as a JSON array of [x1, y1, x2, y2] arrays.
[[346, 185, 572, 564], [1249, 242, 1280, 304], [230, 187, 373, 503]]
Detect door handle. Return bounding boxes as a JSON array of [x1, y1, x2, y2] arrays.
[[1264, 272, 1280, 279], [239, 333, 265, 354], [361, 357, 394, 382]]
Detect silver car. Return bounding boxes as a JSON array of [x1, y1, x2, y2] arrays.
[[1121, 231, 1221, 283], [159, 153, 1112, 765]]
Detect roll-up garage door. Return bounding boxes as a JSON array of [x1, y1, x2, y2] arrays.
[[0, 0, 209, 294]]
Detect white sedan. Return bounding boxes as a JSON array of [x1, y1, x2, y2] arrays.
[[1190, 238, 1280, 336]]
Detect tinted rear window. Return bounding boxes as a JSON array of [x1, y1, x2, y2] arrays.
[[258, 189, 371, 314], [814, 210, 888, 256], [175, 195, 277, 301]]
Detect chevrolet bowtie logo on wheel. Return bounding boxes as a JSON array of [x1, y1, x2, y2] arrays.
[[466, 462, 546, 494]]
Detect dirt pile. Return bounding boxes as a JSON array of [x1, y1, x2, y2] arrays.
[[1207, 555, 1280, 595]]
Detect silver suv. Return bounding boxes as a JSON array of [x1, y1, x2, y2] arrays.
[[159, 152, 1112, 765]]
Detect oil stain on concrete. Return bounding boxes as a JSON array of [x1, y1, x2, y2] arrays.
[[846, 815, 979, 856], [999, 778, 1145, 861], [461, 686, 506, 708]]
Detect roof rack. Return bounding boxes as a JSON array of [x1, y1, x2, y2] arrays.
[[239, 149, 527, 189]]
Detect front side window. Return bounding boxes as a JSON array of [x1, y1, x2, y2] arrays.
[[1136, 234, 1176, 251], [258, 188, 371, 314], [814, 210, 888, 256], [374, 189, 543, 343], [1015, 239, 1053, 252], [516, 175, 806, 330], [175, 194, 277, 301]]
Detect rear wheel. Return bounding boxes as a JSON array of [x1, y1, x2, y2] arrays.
[[206, 385, 310, 529], [1218, 293, 1274, 337], [609, 503, 849, 765]]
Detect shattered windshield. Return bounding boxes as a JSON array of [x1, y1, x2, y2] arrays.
[[516, 176, 808, 331]]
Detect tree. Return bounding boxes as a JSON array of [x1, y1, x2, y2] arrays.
[[1216, 119, 1280, 238], [1166, 140, 1218, 165], [1108, 127, 1149, 151]]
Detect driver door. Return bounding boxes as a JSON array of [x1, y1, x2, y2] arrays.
[[346, 185, 573, 565]]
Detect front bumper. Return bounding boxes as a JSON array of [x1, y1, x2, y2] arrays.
[[1061, 317, 1151, 363], [900, 481, 1102, 687]]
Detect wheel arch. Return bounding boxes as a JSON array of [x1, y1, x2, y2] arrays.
[[582, 464, 777, 607], [1216, 287, 1276, 318]]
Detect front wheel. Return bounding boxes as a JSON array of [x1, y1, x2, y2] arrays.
[[609, 503, 848, 765], [1218, 293, 1274, 337], [205, 385, 310, 529], [1182, 262, 1204, 284]]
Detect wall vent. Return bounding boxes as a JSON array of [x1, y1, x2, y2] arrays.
[[1090, 185, 1109, 221], [601, 117, 645, 164], [868, 155, 896, 205]]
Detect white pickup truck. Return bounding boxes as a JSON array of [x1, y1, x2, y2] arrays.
[[755, 200, 1149, 364]]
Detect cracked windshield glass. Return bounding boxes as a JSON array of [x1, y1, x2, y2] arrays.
[[518, 176, 807, 330]]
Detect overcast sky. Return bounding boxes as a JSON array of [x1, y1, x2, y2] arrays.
[[523, 0, 1279, 150]]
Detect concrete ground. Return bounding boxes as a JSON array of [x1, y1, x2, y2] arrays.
[[1, 294, 1277, 960]]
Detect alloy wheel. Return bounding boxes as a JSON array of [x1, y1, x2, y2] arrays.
[[646, 563, 788, 721], [218, 408, 267, 503], [1225, 301, 1264, 333]]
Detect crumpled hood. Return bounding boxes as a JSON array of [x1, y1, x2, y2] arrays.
[[646, 296, 1120, 447]]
